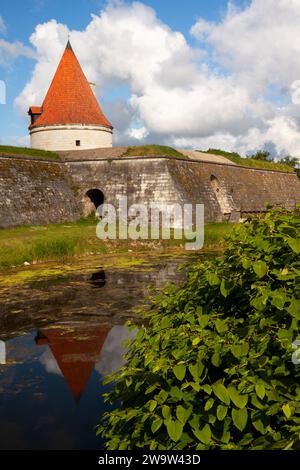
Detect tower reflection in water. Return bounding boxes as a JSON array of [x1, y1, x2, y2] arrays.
[[35, 323, 111, 402], [34, 267, 137, 402]]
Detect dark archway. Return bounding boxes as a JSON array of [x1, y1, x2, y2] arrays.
[[85, 189, 105, 210]]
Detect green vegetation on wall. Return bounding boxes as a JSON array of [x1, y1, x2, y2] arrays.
[[99, 209, 300, 450], [122, 145, 185, 158], [201, 148, 295, 172], [0, 145, 60, 160]]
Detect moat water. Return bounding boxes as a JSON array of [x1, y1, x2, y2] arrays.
[[0, 252, 209, 450]]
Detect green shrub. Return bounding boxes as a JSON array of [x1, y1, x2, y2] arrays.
[[99, 209, 300, 450]]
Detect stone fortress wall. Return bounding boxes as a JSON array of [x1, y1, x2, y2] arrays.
[[1, 149, 300, 228]]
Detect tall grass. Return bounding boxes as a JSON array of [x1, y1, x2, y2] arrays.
[[0, 218, 233, 269], [0, 237, 77, 268], [31, 238, 76, 259]]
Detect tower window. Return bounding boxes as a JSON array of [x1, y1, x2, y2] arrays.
[[76, 140, 81, 147]]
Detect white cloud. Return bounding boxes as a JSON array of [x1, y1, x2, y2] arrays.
[[0, 39, 35, 66], [0, 16, 6, 35], [0, 17, 35, 66], [6, 135, 30, 147], [14, 0, 300, 157], [191, 0, 300, 95]]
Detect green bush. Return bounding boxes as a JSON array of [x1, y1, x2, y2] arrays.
[[98, 209, 300, 450]]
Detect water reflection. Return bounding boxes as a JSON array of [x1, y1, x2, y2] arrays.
[[0, 340, 5, 364], [88, 269, 106, 289], [36, 323, 111, 402], [0, 253, 202, 449], [0, 321, 135, 449]]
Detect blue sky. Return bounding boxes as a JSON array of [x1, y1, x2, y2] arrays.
[[0, 0, 249, 146], [1, 0, 300, 158]]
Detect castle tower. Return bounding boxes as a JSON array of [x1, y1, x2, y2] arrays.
[[28, 41, 113, 151]]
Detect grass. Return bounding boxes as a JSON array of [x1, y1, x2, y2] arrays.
[[0, 145, 60, 160], [122, 145, 186, 158], [200, 148, 294, 172], [0, 216, 233, 270]]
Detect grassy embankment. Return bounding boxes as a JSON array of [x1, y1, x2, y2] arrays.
[[0, 145, 60, 160], [122, 145, 186, 158], [0, 217, 233, 269], [201, 148, 294, 172]]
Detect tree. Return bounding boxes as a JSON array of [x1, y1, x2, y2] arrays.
[[248, 150, 273, 161]]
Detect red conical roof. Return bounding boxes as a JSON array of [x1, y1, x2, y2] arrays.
[[29, 41, 112, 130], [36, 324, 111, 402]]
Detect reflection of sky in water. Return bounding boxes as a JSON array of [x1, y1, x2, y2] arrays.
[[0, 254, 193, 449], [96, 325, 137, 377], [40, 348, 62, 376], [0, 340, 5, 364], [0, 324, 134, 450]]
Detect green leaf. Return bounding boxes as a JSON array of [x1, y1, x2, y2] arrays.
[[230, 343, 249, 359], [192, 337, 201, 346], [212, 383, 230, 405], [255, 384, 266, 400], [211, 352, 221, 367], [166, 420, 183, 442], [162, 405, 171, 420], [253, 260, 268, 279], [204, 398, 214, 411], [199, 315, 209, 328], [251, 296, 266, 312], [241, 258, 252, 269], [287, 299, 300, 320], [151, 417, 163, 434], [192, 424, 211, 445], [148, 400, 157, 412], [207, 272, 220, 286], [189, 362, 204, 381], [217, 405, 228, 421], [173, 364, 186, 381], [220, 279, 229, 298], [215, 319, 228, 334], [170, 386, 183, 400], [252, 418, 266, 435], [271, 291, 287, 310], [287, 238, 300, 254], [232, 408, 248, 432], [176, 405, 189, 425], [228, 387, 248, 408], [282, 404, 291, 419], [202, 384, 212, 395]]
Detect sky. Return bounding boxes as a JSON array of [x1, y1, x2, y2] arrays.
[[1, 0, 300, 158]]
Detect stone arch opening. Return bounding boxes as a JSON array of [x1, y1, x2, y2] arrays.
[[210, 175, 232, 217], [83, 188, 105, 217], [86, 189, 105, 209]]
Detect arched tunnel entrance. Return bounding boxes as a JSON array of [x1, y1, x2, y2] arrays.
[[210, 175, 233, 218], [83, 188, 105, 217]]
